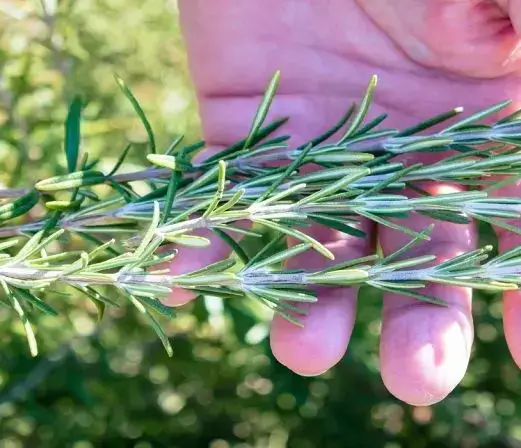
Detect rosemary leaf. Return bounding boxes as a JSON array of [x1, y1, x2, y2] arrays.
[[65, 96, 83, 173], [243, 71, 281, 150], [212, 228, 249, 264], [115, 74, 156, 154]]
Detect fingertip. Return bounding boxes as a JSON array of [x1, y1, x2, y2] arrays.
[[380, 287, 473, 406], [503, 290, 521, 369], [163, 287, 197, 307], [269, 288, 357, 377], [498, 236, 521, 370]]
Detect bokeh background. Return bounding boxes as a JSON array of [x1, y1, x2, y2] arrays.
[[0, 1, 520, 447]]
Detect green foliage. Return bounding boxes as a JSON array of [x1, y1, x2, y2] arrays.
[[1, 2, 521, 448]]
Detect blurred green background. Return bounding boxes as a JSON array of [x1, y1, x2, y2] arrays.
[[0, 1, 520, 447]]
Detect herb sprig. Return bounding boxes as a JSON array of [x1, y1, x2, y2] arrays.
[[3, 72, 521, 357]]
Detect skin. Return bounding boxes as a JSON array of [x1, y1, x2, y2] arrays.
[[170, 0, 521, 406]]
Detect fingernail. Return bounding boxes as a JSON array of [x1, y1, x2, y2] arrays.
[[293, 368, 329, 377]]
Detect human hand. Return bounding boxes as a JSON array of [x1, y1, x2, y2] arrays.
[[173, 0, 521, 406]]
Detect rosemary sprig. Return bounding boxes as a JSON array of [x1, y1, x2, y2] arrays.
[[4, 71, 521, 357], [2, 220, 521, 352]]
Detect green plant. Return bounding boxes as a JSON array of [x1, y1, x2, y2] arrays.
[[2, 70, 521, 358]]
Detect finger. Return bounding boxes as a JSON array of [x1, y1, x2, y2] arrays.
[[170, 3, 373, 306], [488, 180, 521, 368], [378, 182, 477, 406], [270, 220, 375, 376], [178, 0, 382, 373]]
